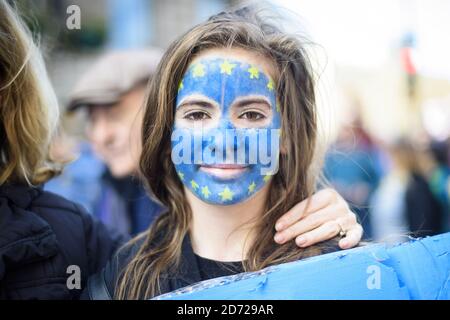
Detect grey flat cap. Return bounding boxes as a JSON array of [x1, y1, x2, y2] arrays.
[[67, 48, 163, 112]]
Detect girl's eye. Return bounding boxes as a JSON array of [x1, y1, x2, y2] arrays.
[[184, 111, 210, 121], [239, 111, 266, 121]]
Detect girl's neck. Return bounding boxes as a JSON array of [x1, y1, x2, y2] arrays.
[[187, 183, 269, 262]]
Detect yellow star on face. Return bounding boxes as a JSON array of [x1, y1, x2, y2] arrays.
[[190, 179, 199, 190], [220, 60, 236, 75], [219, 187, 234, 202], [267, 79, 274, 91], [177, 171, 184, 181], [248, 181, 256, 194], [263, 174, 271, 183], [192, 63, 205, 77], [201, 186, 211, 199], [178, 81, 184, 91], [248, 65, 259, 79]]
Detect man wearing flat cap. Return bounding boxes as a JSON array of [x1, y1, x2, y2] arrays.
[[65, 49, 163, 236]]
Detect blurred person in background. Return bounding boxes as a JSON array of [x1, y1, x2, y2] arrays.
[[47, 50, 164, 237], [53, 50, 365, 249], [371, 138, 443, 243], [0, 0, 124, 299], [324, 116, 382, 239], [428, 139, 450, 232]]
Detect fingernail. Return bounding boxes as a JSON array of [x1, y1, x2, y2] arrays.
[[275, 222, 284, 231], [296, 237, 306, 246], [340, 240, 348, 248], [274, 234, 284, 243]]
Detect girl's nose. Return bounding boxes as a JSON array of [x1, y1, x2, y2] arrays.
[[205, 119, 243, 164]]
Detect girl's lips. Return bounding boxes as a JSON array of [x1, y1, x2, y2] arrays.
[[199, 164, 249, 179], [202, 164, 248, 169]]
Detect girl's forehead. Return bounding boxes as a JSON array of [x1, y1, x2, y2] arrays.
[[188, 47, 277, 79], [176, 54, 277, 109]]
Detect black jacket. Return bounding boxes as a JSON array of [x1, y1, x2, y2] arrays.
[[0, 184, 126, 299], [85, 235, 209, 300]]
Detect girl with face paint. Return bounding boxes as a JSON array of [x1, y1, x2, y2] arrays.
[[172, 51, 281, 206], [96, 6, 363, 300]]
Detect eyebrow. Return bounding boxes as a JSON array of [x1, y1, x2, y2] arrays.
[[177, 99, 217, 109], [232, 97, 272, 110]]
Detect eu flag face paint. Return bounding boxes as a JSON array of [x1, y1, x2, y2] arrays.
[[171, 57, 281, 205]]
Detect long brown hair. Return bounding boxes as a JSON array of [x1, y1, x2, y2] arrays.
[[0, 0, 61, 186], [117, 5, 336, 299]]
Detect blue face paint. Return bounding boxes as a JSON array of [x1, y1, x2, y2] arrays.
[[171, 57, 281, 205]]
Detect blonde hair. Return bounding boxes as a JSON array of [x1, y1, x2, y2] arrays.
[[117, 5, 337, 299], [0, 0, 61, 185]]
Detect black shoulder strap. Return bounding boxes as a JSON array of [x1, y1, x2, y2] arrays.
[[88, 269, 112, 300]]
